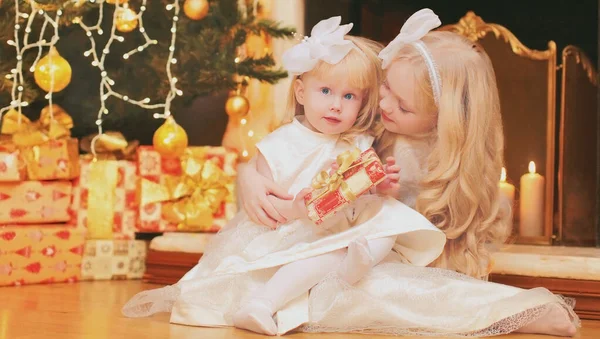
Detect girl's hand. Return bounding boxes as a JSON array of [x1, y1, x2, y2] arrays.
[[238, 162, 293, 228], [291, 188, 312, 220], [376, 157, 400, 196]]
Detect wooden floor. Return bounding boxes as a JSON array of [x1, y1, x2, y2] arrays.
[[1, 280, 599, 339]]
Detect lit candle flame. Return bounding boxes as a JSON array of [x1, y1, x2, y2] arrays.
[[500, 167, 507, 182], [528, 161, 536, 174]]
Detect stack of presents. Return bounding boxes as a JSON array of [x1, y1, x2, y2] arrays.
[[0, 108, 238, 286]]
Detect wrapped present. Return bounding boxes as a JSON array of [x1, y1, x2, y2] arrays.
[[79, 131, 139, 161], [137, 146, 237, 232], [0, 106, 79, 181], [69, 159, 138, 239], [304, 147, 387, 225], [81, 240, 146, 280], [0, 225, 85, 287], [0, 181, 72, 224]]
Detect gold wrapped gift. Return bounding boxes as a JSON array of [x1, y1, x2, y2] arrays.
[[0, 106, 79, 181]]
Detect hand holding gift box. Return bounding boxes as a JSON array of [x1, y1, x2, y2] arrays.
[[138, 146, 237, 232], [304, 147, 387, 225], [0, 106, 79, 181]]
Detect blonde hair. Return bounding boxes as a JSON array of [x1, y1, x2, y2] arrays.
[[375, 31, 511, 279], [278, 36, 383, 139]]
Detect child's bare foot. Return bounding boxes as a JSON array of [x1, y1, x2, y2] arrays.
[[233, 300, 277, 336], [515, 304, 577, 337], [337, 237, 373, 285]]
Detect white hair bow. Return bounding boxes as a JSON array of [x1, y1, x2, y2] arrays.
[[378, 9, 441, 69], [282, 16, 355, 74]]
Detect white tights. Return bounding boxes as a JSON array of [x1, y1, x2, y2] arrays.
[[233, 236, 397, 335]]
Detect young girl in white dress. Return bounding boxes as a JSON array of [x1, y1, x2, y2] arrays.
[[122, 16, 446, 336], [236, 9, 580, 337]]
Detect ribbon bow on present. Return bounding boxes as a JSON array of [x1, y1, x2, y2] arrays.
[[141, 153, 234, 231], [0, 105, 73, 147], [309, 147, 364, 203], [80, 132, 139, 161]]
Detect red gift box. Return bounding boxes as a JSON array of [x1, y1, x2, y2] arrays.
[[137, 146, 237, 233], [304, 148, 386, 225], [69, 159, 138, 239], [0, 181, 73, 224], [0, 225, 85, 287]]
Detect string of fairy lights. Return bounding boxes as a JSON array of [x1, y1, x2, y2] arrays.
[[0, 1, 62, 120], [1, 0, 259, 159]]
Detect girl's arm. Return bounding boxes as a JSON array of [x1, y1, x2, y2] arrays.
[[238, 154, 293, 228], [255, 153, 309, 223]]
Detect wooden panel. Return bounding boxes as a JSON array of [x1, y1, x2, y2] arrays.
[[143, 250, 201, 285], [557, 45, 599, 246], [490, 274, 600, 320]]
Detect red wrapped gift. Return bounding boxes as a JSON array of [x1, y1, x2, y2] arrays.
[[304, 147, 386, 225], [0, 181, 73, 224], [69, 159, 138, 240], [137, 146, 237, 233], [0, 225, 85, 287]]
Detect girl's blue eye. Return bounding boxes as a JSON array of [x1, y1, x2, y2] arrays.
[[321, 88, 330, 95], [344, 93, 355, 100]]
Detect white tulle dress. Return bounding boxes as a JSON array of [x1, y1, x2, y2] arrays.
[[122, 121, 579, 337]]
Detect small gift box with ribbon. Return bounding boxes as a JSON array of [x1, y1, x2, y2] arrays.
[[79, 131, 139, 161], [69, 158, 138, 240], [304, 147, 387, 225], [81, 239, 146, 281], [0, 180, 73, 224], [0, 225, 85, 287], [137, 146, 237, 233], [0, 106, 79, 181]]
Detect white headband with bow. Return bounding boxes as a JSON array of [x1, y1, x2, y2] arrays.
[[378, 9, 443, 105], [282, 16, 356, 74]]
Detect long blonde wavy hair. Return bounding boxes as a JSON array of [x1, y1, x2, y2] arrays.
[[277, 36, 383, 139], [375, 31, 512, 279]]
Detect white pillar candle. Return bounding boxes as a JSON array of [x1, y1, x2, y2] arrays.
[[498, 167, 515, 208], [519, 161, 545, 237]]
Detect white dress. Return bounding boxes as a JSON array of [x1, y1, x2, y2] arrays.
[[122, 119, 446, 328]]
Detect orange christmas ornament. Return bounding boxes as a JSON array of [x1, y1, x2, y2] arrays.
[[34, 47, 72, 93], [225, 94, 250, 119], [183, 0, 209, 20], [152, 116, 189, 158]]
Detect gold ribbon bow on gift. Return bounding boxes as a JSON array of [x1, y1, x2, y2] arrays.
[[0, 105, 73, 147], [141, 152, 234, 231], [80, 131, 139, 161], [308, 147, 363, 204]]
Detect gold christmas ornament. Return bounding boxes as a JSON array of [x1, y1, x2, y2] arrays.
[[152, 116, 189, 158], [115, 5, 138, 33], [183, 0, 209, 20], [106, 0, 128, 4], [225, 94, 250, 119], [34, 47, 72, 93]]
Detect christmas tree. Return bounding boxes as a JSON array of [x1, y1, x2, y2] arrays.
[[0, 0, 294, 144]]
